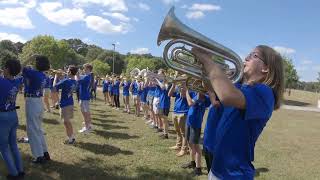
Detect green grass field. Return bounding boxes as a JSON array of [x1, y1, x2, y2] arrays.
[[0, 90, 320, 180]]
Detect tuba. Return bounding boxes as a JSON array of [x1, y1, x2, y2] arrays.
[[157, 7, 243, 92]]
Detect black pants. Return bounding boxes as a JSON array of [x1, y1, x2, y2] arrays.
[[203, 147, 214, 173], [76, 89, 80, 102], [90, 89, 96, 100], [114, 95, 120, 108]]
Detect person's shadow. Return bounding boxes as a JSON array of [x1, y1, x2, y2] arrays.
[[255, 167, 269, 177]]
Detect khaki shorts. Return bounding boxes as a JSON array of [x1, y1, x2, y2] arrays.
[[79, 100, 90, 113], [153, 97, 160, 114], [43, 88, 51, 96], [60, 105, 74, 120]]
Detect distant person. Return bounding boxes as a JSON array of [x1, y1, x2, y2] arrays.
[[76, 63, 93, 133], [52, 65, 78, 144]]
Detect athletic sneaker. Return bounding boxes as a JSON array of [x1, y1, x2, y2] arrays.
[[78, 127, 91, 133], [64, 138, 76, 145]]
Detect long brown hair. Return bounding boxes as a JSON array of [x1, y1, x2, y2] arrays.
[[256, 45, 284, 110]]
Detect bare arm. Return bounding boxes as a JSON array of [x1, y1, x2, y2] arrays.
[[168, 83, 176, 97], [186, 89, 195, 106], [193, 48, 245, 109]]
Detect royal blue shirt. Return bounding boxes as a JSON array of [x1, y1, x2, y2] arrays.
[[102, 80, 109, 92], [22, 68, 46, 97], [122, 81, 130, 96], [78, 73, 92, 100], [113, 80, 120, 95], [54, 78, 77, 108], [147, 86, 155, 97], [154, 85, 161, 98], [172, 90, 190, 114], [211, 83, 274, 180], [44, 76, 51, 89], [93, 80, 98, 90], [158, 85, 170, 109], [131, 81, 138, 95], [108, 82, 113, 92], [141, 86, 148, 102], [0, 77, 23, 111], [186, 93, 211, 128]]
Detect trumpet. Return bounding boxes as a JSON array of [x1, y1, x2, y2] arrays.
[[157, 7, 243, 92]]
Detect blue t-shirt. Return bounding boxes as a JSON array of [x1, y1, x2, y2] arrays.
[[154, 85, 161, 97], [122, 81, 130, 96], [172, 90, 190, 114], [22, 68, 46, 97], [186, 93, 211, 128], [93, 80, 98, 90], [0, 77, 23, 111], [113, 80, 120, 95], [131, 81, 138, 95], [54, 79, 77, 108], [140, 86, 148, 102], [102, 80, 109, 92], [158, 86, 170, 109], [210, 83, 274, 180], [147, 86, 155, 97], [44, 76, 51, 89], [108, 81, 113, 92], [78, 73, 91, 100]]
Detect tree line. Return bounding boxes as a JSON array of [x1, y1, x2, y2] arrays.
[[0, 35, 317, 92]]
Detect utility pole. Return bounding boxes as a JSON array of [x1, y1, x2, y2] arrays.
[[112, 43, 115, 74]]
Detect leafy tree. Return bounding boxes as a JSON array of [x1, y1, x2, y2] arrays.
[[63, 38, 88, 57], [97, 50, 125, 74], [283, 57, 299, 89], [125, 55, 166, 75], [91, 59, 111, 76], [0, 49, 18, 69], [0, 40, 18, 55], [85, 46, 104, 62]]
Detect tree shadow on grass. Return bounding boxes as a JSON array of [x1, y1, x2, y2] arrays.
[[255, 167, 269, 177], [75, 142, 133, 156], [93, 129, 139, 140], [283, 99, 310, 106], [18, 124, 26, 131], [43, 118, 60, 125], [12, 153, 133, 180], [92, 117, 124, 124], [134, 166, 194, 180], [91, 122, 128, 130]]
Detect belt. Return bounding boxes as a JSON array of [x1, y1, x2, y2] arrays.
[[24, 94, 41, 98], [0, 106, 20, 112]]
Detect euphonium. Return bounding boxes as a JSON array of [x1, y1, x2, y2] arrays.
[[130, 68, 141, 78], [157, 7, 243, 88]]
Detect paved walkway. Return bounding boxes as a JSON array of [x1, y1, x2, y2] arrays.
[[281, 105, 320, 112]]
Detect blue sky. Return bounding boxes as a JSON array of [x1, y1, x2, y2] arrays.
[[0, 0, 319, 81]]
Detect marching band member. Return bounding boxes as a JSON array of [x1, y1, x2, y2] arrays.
[[113, 76, 121, 110], [168, 79, 190, 157], [90, 76, 98, 102], [121, 76, 131, 114], [52, 65, 77, 144], [102, 75, 110, 104], [108, 77, 114, 107], [193, 45, 284, 179], [130, 77, 140, 117], [23, 55, 51, 163], [76, 63, 93, 133], [152, 70, 164, 132], [145, 80, 156, 126], [140, 78, 149, 121], [154, 76, 171, 139], [181, 90, 211, 176], [0, 59, 25, 178]]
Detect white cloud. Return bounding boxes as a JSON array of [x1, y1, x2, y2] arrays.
[[85, 15, 130, 34], [186, 11, 204, 19], [138, 3, 150, 11], [102, 12, 130, 22], [0, 0, 36, 8], [189, 3, 221, 11], [37, 2, 85, 26], [0, 32, 26, 43], [132, 17, 139, 22], [162, 0, 179, 4], [130, 47, 149, 54], [72, 0, 128, 12], [273, 46, 296, 55], [301, 60, 312, 65], [0, 7, 34, 29]]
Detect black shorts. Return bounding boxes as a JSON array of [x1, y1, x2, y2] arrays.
[[186, 125, 201, 144], [158, 108, 169, 116]]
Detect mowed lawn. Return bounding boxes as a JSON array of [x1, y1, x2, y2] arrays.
[[0, 90, 320, 180]]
